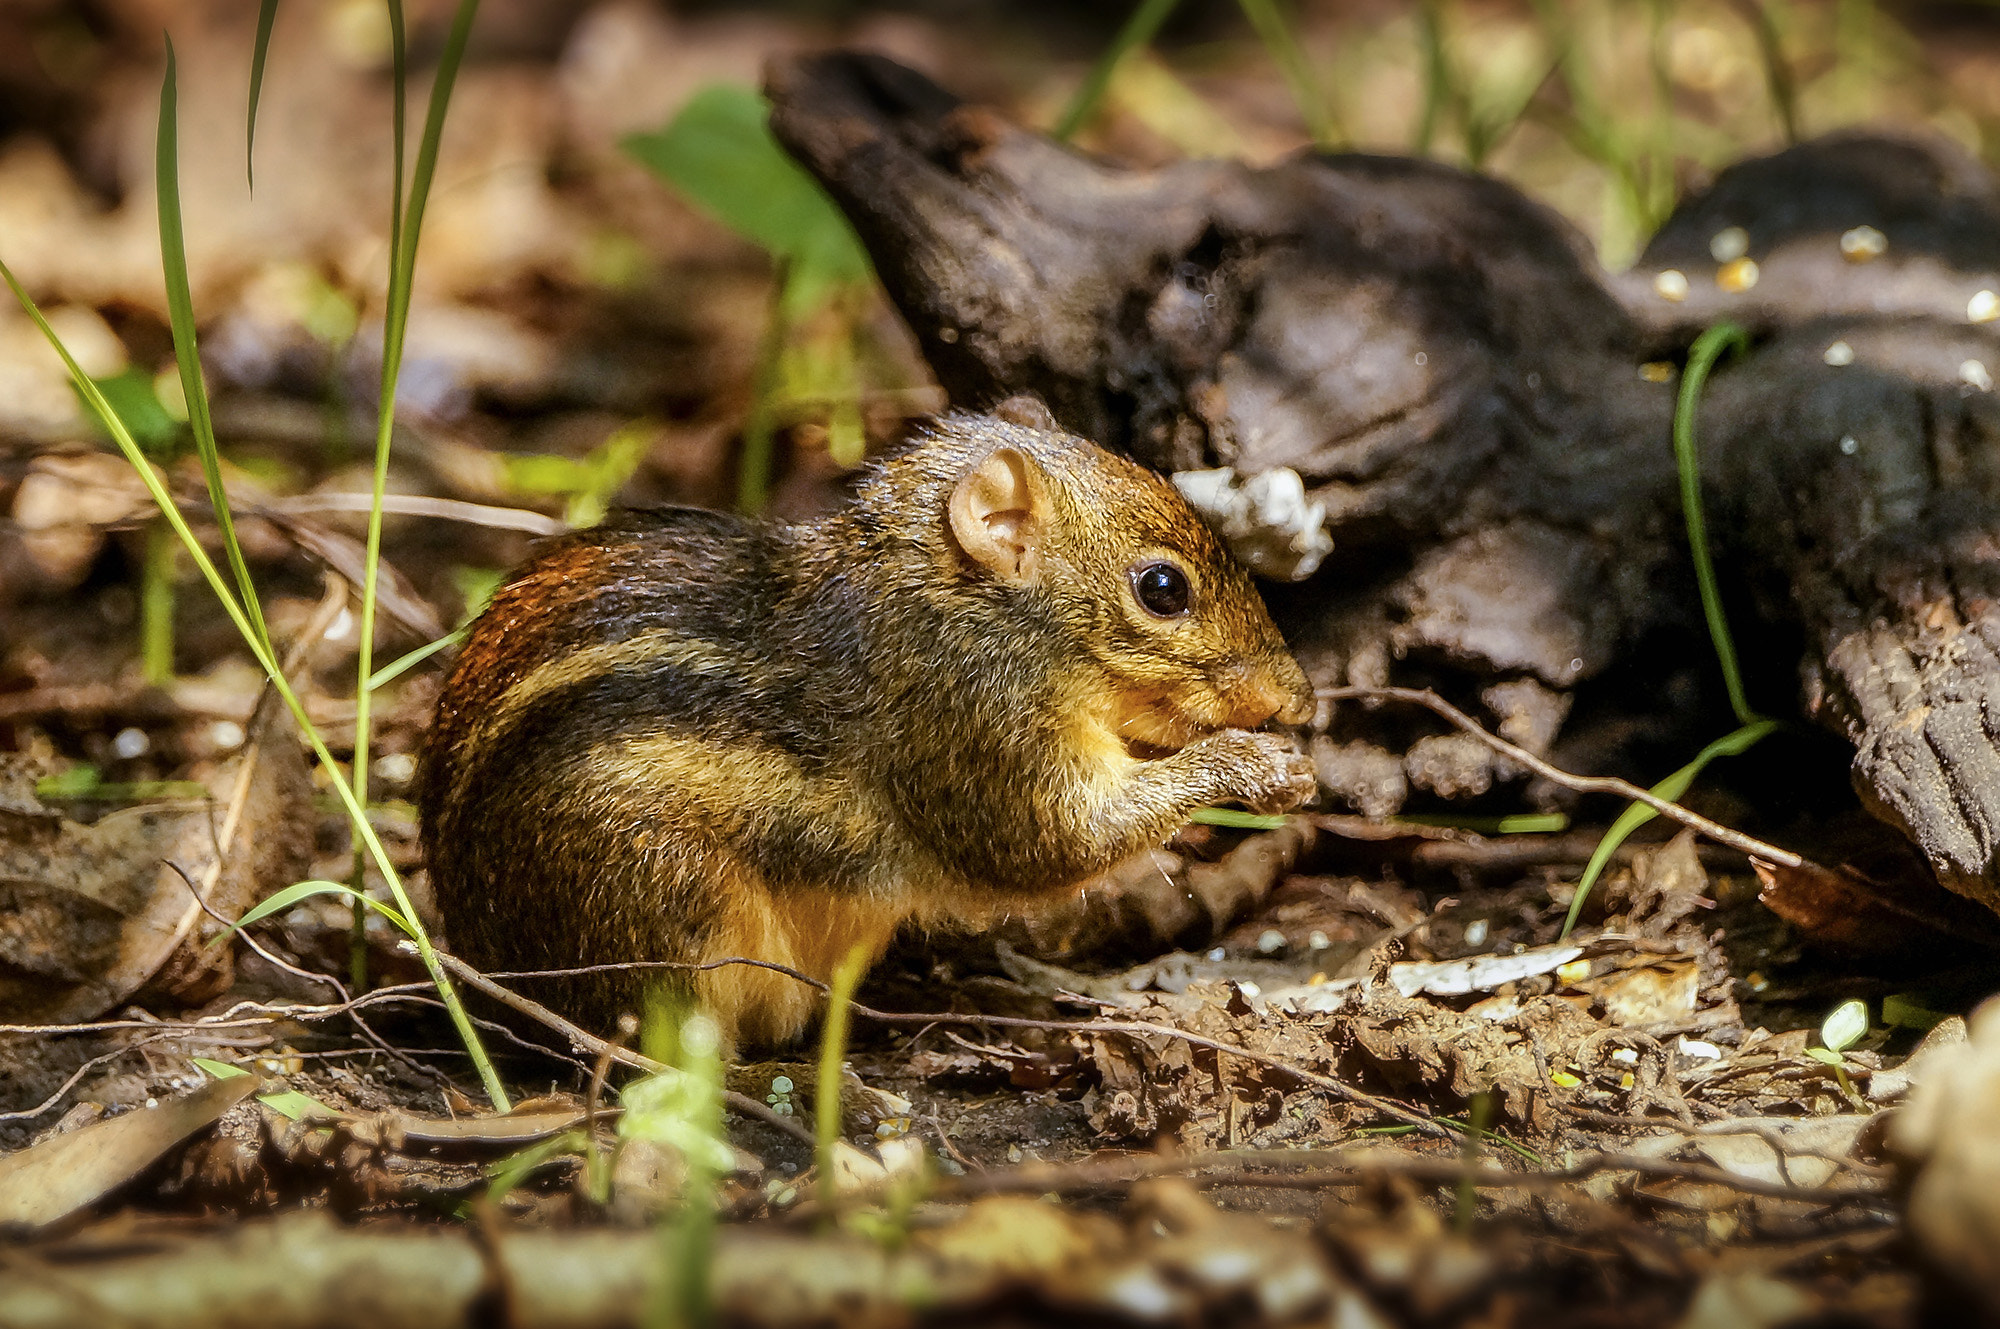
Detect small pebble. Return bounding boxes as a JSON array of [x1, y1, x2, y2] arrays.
[[1709, 226, 1750, 262], [1839, 225, 1887, 262], [1971, 289, 2000, 323], [1235, 980, 1261, 998], [1638, 361, 1674, 382], [207, 719, 245, 751], [1255, 928, 1286, 955], [770, 1075, 793, 1094], [1823, 340, 1854, 367], [1716, 257, 1759, 292], [1463, 918, 1489, 947], [1414, 351, 1427, 366], [1611, 1047, 1640, 1065], [1840, 435, 1859, 455], [1653, 269, 1689, 302], [1206, 947, 1226, 962], [1963, 359, 1994, 392], [325, 607, 356, 643], [1677, 1037, 1723, 1060], [371, 752, 416, 783], [112, 727, 149, 760], [1307, 930, 1330, 951]]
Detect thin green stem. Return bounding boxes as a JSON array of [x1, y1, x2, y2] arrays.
[[816, 943, 870, 1222], [1674, 322, 1754, 727], [2, 260, 510, 1111], [158, 41, 270, 656], [1414, 0, 1451, 155], [738, 264, 791, 515], [1727, 0, 1799, 144], [350, 0, 478, 992], [1055, 0, 1184, 140], [1236, 0, 1339, 147], [141, 519, 177, 686]]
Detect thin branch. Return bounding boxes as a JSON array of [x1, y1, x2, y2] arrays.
[[929, 1147, 1888, 1209], [474, 956, 1450, 1141], [432, 953, 816, 1148], [1318, 686, 1804, 869]]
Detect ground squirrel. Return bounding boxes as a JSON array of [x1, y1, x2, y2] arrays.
[[418, 402, 1316, 1046]]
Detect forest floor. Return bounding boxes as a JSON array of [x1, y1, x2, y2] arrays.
[[4, 2, 2000, 1325]]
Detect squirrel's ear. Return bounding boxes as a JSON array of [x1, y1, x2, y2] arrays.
[[991, 394, 1057, 432], [948, 447, 1051, 585]]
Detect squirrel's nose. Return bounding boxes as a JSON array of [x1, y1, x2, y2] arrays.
[[1224, 654, 1314, 727]]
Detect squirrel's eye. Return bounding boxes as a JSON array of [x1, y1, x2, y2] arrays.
[[1132, 561, 1192, 618]]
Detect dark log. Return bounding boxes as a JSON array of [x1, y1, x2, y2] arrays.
[[766, 51, 2000, 918]]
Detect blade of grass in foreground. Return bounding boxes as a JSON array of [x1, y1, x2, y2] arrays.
[[3, 257, 508, 1110], [159, 40, 271, 655]]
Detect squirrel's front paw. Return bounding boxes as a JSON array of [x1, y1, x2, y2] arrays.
[[1206, 729, 1318, 814]]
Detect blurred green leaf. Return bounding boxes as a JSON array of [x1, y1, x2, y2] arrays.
[[85, 368, 181, 455], [623, 84, 873, 317]]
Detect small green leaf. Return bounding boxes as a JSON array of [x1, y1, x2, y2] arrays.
[[623, 85, 873, 318], [85, 369, 181, 455], [619, 1067, 734, 1175], [1882, 993, 1951, 1032], [1821, 998, 1869, 1054], [35, 765, 102, 800], [257, 1088, 338, 1121], [1803, 1047, 1843, 1068], [192, 1057, 250, 1081]]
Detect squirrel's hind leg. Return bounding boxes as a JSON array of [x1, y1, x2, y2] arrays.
[[699, 882, 906, 1049]]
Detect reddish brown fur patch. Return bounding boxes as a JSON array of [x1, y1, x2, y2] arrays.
[[428, 542, 614, 765]]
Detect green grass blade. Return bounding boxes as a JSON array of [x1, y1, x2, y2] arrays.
[[1236, 0, 1339, 147], [245, 0, 280, 188], [210, 878, 414, 946], [1413, 0, 1451, 154], [1729, 0, 1799, 144], [141, 519, 177, 685], [387, 0, 407, 265], [1189, 807, 1290, 830], [1559, 718, 1779, 938], [367, 626, 465, 692], [158, 40, 271, 654], [1674, 322, 1754, 726], [355, 0, 476, 804], [1055, 0, 1184, 140], [816, 943, 870, 1222], [0, 263, 508, 1110]]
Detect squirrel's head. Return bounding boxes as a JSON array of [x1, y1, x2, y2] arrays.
[[921, 404, 1313, 756]]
